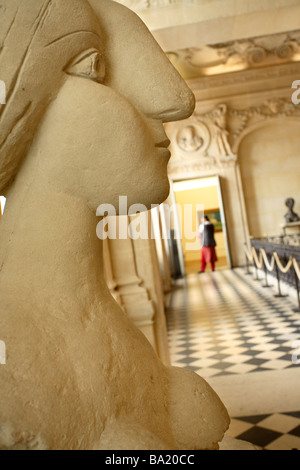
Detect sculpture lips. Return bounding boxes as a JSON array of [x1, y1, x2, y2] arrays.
[[155, 138, 171, 149], [155, 138, 171, 160]]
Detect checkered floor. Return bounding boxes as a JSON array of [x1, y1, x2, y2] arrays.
[[227, 411, 300, 450], [166, 268, 300, 450], [167, 268, 300, 378]]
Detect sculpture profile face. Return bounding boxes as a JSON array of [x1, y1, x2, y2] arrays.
[[0, 1, 230, 451], [0, 0, 195, 210]]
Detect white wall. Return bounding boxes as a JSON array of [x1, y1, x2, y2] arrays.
[[239, 120, 300, 238]]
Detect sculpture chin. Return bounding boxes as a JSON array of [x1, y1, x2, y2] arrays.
[[138, 177, 170, 211], [115, 170, 170, 213]]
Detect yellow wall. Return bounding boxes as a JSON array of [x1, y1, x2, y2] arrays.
[[0, 197, 5, 220], [239, 121, 300, 238], [174, 181, 227, 268]]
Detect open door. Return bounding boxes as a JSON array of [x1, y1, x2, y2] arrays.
[[216, 176, 232, 268], [169, 176, 232, 274], [169, 180, 186, 278]]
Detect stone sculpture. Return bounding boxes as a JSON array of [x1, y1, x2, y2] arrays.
[[284, 198, 300, 224], [0, 0, 229, 450]]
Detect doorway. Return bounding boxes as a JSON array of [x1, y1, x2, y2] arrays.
[[171, 176, 231, 275], [0, 196, 6, 217]]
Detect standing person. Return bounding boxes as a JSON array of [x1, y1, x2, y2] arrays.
[[199, 215, 218, 273]]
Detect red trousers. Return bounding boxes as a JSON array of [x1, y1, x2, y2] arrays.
[[201, 246, 218, 272]]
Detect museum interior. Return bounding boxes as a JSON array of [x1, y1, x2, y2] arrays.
[[0, 0, 300, 451]]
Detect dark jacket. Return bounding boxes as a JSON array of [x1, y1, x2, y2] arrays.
[[201, 222, 216, 247]]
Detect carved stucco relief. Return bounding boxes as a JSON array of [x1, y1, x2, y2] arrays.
[[168, 104, 237, 174], [228, 98, 300, 152], [168, 98, 300, 175]]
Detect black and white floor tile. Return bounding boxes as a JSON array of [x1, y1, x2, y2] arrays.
[[227, 411, 300, 450], [167, 268, 300, 379], [166, 268, 300, 450]]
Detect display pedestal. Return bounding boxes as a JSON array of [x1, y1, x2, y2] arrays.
[[281, 221, 300, 235]]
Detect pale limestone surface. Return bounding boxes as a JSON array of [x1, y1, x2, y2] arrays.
[[219, 436, 260, 451], [0, 0, 229, 450]]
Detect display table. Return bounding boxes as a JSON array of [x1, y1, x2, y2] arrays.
[[281, 221, 300, 235]]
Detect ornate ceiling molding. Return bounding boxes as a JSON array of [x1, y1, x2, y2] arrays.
[[189, 62, 300, 90], [167, 30, 300, 79], [228, 98, 300, 152], [212, 32, 300, 64]]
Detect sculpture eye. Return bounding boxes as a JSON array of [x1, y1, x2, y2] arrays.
[[66, 49, 105, 83]]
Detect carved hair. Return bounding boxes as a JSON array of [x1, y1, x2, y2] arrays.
[[0, 0, 100, 193]]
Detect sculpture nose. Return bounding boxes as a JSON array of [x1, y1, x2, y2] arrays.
[[145, 76, 196, 123], [89, 0, 195, 124], [117, 48, 196, 124]]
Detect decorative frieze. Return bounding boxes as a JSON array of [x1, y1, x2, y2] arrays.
[[188, 62, 300, 90], [167, 31, 300, 79], [169, 104, 237, 174], [227, 98, 300, 152], [168, 97, 300, 174]]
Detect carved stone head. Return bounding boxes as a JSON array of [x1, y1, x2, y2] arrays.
[[0, 0, 194, 209]]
